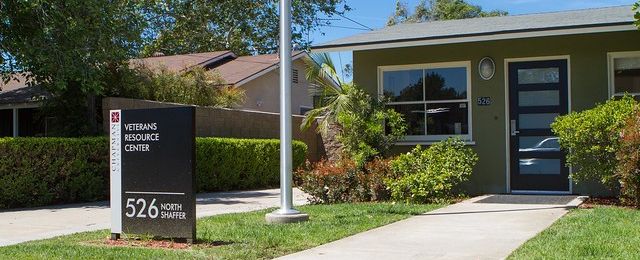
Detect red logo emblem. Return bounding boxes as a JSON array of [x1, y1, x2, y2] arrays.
[[111, 112, 120, 123]]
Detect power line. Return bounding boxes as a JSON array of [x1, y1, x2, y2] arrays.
[[320, 24, 371, 31], [337, 13, 374, 31]]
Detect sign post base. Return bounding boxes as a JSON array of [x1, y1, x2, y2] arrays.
[[110, 233, 120, 240], [265, 210, 309, 224]]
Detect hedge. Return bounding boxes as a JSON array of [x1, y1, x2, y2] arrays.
[[0, 137, 307, 209]]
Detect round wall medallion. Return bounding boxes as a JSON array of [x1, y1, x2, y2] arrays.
[[479, 57, 496, 80]]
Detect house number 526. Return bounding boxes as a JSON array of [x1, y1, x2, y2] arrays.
[[125, 198, 159, 218]]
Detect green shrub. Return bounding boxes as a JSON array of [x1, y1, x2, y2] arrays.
[[294, 157, 397, 204], [0, 137, 307, 209], [335, 86, 407, 166], [196, 138, 307, 192], [0, 137, 108, 209], [617, 110, 640, 207], [551, 96, 638, 186], [387, 138, 478, 203]]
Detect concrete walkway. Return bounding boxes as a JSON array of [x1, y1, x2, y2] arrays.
[[0, 188, 307, 247], [280, 195, 585, 260]]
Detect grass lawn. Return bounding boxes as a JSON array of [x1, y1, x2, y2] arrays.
[[0, 203, 441, 259], [509, 206, 640, 259]]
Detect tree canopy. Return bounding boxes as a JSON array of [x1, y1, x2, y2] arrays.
[[141, 0, 350, 56], [387, 0, 507, 26], [0, 0, 349, 136], [0, 0, 147, 94]]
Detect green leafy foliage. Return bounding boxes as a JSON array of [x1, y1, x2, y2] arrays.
[[294, 157, 398, 204], [302, 53, 406, 165], [115, 66, 246, 108], [387, 0, 507, 26], [141, 0, 350, 56], [0, 137, 306, 209], [387, 138, 478, 203], [336, 86, 407, 166], [196, 138, 307, 192], [0, 137, 108, 209], [617, 110, 640, 207], [0, 1, 149, 135], [551, 96, 638, 186]]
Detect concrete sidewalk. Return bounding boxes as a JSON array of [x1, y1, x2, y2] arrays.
[[0, 188, 307, 247], [280, 195, 585, 260]]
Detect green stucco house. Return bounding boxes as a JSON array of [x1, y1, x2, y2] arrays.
[[313, 5, 640, 195]]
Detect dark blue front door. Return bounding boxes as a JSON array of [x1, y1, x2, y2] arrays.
[[509, 60, 570, 192]]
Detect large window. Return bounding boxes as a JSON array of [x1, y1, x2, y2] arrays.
[[379, 61, 472, 142], [608, 51, 640, 97]]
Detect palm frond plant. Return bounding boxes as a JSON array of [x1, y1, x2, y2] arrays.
[[301, 53, 354, 134], [301, 53, 407, 165]]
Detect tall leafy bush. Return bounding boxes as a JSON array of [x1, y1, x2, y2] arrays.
[[336, 86, 407, 166], [617, 110, 640, 207], [387, 138, 478, 203], [302, 53, 406, 165], [551, 96, 637, 186]]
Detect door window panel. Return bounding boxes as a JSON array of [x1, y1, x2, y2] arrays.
[[519, 90, 559, 107], [519, 136, 559, 152], [517, 68, 560, 84], [519, 113, 559, 129], [519, 158, 561, 175]]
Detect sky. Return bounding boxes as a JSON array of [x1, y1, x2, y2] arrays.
[[310, 0, 637, 81]]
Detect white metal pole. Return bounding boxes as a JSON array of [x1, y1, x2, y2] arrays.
[[278, 0, 297, 214]]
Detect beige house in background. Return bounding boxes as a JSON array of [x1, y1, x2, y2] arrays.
[[131, 51, 315, 115], [0, 51, 317, 137]]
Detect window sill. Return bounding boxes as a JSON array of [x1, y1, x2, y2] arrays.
[[395, 141, 476, 146]]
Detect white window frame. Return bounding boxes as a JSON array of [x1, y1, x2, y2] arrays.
[[378, 61, 473, 143], [608, 51, 640, 97]]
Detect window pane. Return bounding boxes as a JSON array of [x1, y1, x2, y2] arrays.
[[383, 70, 423, 102], [519, 159, 561, 175], [517, 68, 559, 84], [387, 104, 425, 136], [519, 136, 559, 152], [519, 113, 558, 129], [519, 90, 559, 107], [614, 57, 640, 94], [426, 102, 468, 135], [425, 67, 467, 100]]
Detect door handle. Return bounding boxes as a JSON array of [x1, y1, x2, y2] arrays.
[[510, 120, 520, 136]]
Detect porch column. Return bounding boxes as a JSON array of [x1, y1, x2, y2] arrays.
[[12, 108, 18, 137]]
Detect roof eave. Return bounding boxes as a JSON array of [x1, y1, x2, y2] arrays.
[[312, 22, 637, 52]]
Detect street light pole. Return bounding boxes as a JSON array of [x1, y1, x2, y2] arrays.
[[265, 0, 308, 224]]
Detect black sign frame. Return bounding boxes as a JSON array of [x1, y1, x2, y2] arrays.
[[110, 107, 196, 242]]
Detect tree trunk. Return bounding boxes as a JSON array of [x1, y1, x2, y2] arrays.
[[86, 93, 97, 135], [321, 123, 343, 163]]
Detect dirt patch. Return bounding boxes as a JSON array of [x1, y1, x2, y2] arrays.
[[579, 197, 636, 209], [89, 237, 234, 250]]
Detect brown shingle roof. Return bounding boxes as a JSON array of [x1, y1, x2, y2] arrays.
[[0, 74, 50, 104], [213, 51, 306, 85], [130, 51, 234, 72]]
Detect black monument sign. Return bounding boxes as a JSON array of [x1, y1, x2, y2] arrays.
[[110, 107, 196, 242]]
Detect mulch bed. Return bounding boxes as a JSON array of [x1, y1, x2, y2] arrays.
[[93, 237, 234, 250], [579, 197, 637, 209]]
